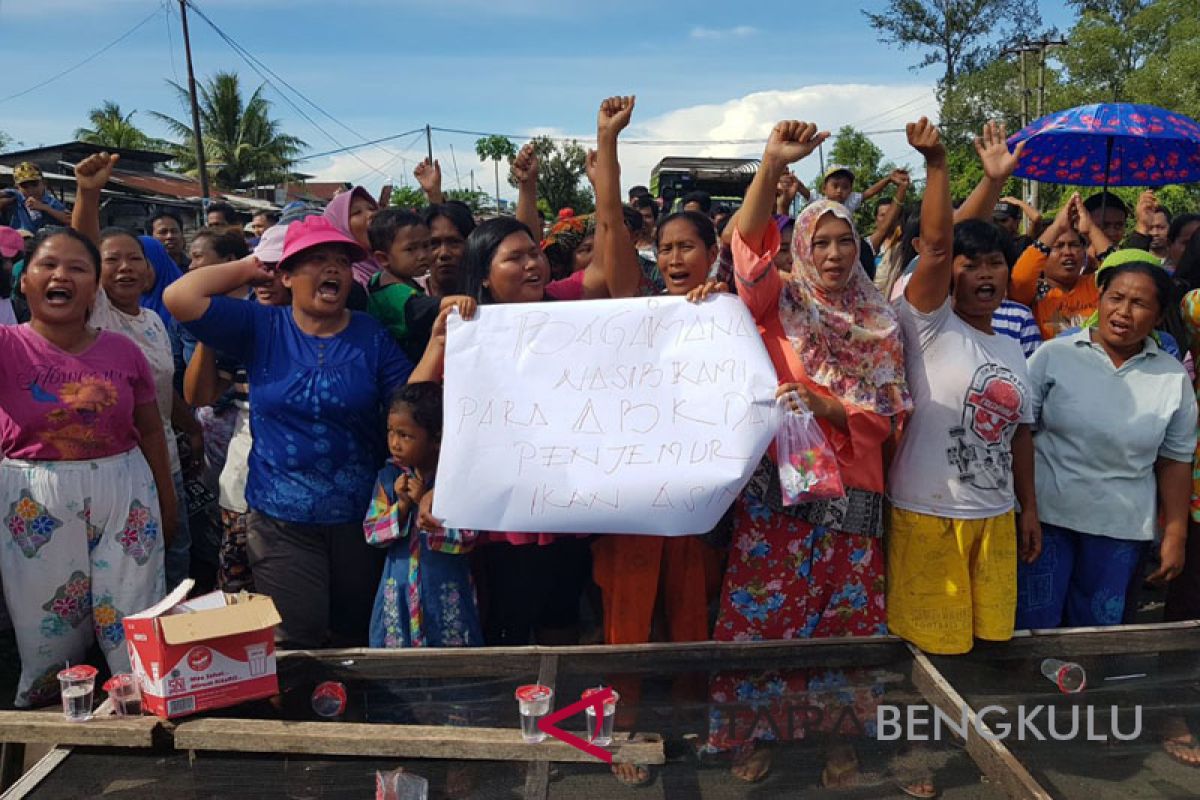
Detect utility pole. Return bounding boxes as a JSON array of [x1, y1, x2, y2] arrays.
[[450, 143, 462, 190], [178, 0, 210, 203], [1005, 39, 1067, 221], [425, 124, 433, 165], [1019, 50, 1030, 210]]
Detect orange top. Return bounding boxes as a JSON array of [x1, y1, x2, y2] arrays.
[[1009, 246, 1099, 342], [732, 226, 893, 494]]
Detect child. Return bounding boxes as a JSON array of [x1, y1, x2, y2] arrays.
[[366, 210, 474, 362], [796, 165, 903, 213], [364, 383, 481, 648]]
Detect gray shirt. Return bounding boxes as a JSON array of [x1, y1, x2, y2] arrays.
[[1028, 330, 1197, 541]]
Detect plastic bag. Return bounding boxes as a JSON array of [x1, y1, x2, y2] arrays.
[[775, 392, 845, 505], [376, 768, 428, 800]]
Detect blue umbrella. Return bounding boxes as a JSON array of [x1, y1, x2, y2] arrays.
[[1007, 102, 1200, 188]]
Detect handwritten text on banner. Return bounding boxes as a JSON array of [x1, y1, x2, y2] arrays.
[[434, 295, 779, 534]]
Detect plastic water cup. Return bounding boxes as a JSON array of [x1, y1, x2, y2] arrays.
[[311, 681, 348, 718], [103, 673, 143, 717], [57, 665, 98, 722], [1041, 658, 1087, 694], [582, 687, 619, 746], [515, 684, 553, 744]]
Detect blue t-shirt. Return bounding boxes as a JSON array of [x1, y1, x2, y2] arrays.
[[183, 297, 413, 524], [3, 189, 66, 235]]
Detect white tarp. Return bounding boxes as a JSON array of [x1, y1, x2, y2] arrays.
[[434, 295, 779, 534]]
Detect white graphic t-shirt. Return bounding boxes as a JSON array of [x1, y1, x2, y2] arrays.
[[889, 297, 1033, 519]]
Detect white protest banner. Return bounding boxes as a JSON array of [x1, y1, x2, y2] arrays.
[[434, 294, 779, 534]]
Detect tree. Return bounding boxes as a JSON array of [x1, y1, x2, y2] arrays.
[[475, 134, 517, 212], [863, 0, 1041, 96], [388, 185, 428, 210], [152, 71, 305, 191], [507, 136, 595, 216], [445, 188, 493, 214], [816, 126, 902, 229], [0, 129, 11, 152], [75, 101, 152, 149]]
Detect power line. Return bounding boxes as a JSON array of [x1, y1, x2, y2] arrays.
[[180, 0, 394, 180], [0, 7, 163, 105], [295, 128, 426, 162]]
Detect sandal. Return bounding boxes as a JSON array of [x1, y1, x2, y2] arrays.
[[611, 763, 654, 787], [896, 777, 938, 798], [731, 743, 773, 783], [820, 744, 860, 788], [1164, 735, 1200, 768]]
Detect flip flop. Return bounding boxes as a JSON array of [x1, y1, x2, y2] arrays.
[[1164, 735, 1200, 768], [820, 746, 860, 789], [896, 777, 939, 799]]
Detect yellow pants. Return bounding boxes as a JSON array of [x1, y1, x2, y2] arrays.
[[886, 508, 1016, 655]]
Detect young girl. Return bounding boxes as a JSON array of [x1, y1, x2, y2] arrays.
[[364, 383, 481, 648]]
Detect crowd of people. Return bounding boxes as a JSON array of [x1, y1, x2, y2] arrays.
[[3, 95, 1200, 791]]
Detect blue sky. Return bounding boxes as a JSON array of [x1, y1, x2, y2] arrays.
[[1, 0, 1078, 197]]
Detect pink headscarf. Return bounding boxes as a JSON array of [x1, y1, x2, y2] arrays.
[[778, 199, 911, 417], [323, 186, 380, 286]]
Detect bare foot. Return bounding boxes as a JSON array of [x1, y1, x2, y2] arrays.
[[898, 777, 938, 798], [731, 744, 772, 783], [1164, 735, 1200, 767], [611, 763, 651, 786], [821, 743, 860, 788]]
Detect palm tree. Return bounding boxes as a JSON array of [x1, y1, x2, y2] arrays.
[[75, 101, 151, 149], [151, 71, 305, 191], [475, 134, 517, 211]]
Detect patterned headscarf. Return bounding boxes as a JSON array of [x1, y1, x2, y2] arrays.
[[777, 200, 911, 416], [541, 214, 595, 279]]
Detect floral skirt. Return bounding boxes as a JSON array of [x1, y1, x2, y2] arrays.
[[0, 450, 166, 707], [707, 495, 886, 751]]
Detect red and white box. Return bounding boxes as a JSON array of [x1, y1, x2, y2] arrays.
[[123, 580, 282, 719]]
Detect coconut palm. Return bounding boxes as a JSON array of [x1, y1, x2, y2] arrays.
[[75, 101, 152, 149], [151, 71, 305, 191]]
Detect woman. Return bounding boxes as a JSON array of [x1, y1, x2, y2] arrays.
[[323, 186, 381, 287], [707, 121, 911, 788], [164, 215, 416, 648], [424, 202, 475, 297], [0, 227, 173, 706], [1017, 259, 1193, 629]]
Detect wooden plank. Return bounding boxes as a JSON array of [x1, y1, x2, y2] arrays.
[[0, 747, 71, 800], [909, 647, 1051, 800], [173, 718, 664, 764], [996, 620, 1200, 658], [0, 712, 160, 748]]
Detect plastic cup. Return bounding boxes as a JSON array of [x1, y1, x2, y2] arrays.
[[1041, 658, 1087, 694], [103, 673, 143, 717], [582, 687, 619, 746], [515, 684, 553, 744], [311, 681, 348, 718], [57, 665, 98, 722]]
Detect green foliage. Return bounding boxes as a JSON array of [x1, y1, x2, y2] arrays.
[[817, 126, 903, 229], [388, 185, 427, 210], [151, 71, 305, 191], [74, 101, 153, 150], [445, 188, 492, 214], [507, 136, 594, 216], [474, 135, 517, 210], [862, 0, 1041, 94]]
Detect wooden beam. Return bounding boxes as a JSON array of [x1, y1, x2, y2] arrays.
[[0, 747, 71, 800], [172, 718, 665, 764], [0, 712, 160, 748], [909, 647, 1051, 800], [993, 620, 1200, 658]]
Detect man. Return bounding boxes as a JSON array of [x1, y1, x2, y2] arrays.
[[681, 190, 711, 215], [250, 210, 279, 238], [0, 163, 70, 233], [1125, 191, 1171, 260], [1147, 207, 1171, 260], [150, 211, 190, 270], [993, 198, 1037, 252], [206, 201, 237, 228], [1082, 192, 1127, 256], [627, 185, 651, 204]]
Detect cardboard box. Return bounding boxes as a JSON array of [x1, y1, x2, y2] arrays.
[[123, 580, 282, 719]]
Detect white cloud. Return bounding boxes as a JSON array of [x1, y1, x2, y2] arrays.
[[304, 83, 941, 203], [690, 25, 758, 40]]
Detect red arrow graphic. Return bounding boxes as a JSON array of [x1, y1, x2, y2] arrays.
[[536, 687, 613, 763]]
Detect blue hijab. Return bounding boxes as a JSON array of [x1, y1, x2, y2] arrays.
[[138, 235, 183, 326]]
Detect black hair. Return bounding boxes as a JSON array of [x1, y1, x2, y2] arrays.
[[253, 210, 280, 225], [898, 206, 922, 272], [424, 202, 476, 240], [388, 382, 444, 442], [711, 203, 731, 218], [148, 210, 184, 232], [654, 211, 718, 250], [877, 197, 894, 209], [628, 185, 650, 199], [192, 227, 251, 260], [681, 190, 712, 214], [953, 219, 1015, 267], [633, 194, 657, 219], [1173, 232, 1200, 293], [28, 227, 102, 279], [1153, 207, 1172, 224], [1082, 192, 1128, 217], [621, 205, 644, 235], [461, 216, 537, 305], [1168, 213, 1200, 244], [99, 226, 148, 258], [206, 202, 237, 224], [368, 208, 427, 253]]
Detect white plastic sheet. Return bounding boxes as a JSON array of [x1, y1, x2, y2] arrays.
[[434, 295, 779, 534]]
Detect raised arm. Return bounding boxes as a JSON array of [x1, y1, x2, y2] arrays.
[[1072, 193, 1114, 260], [1001, 195, 1042, 230], [860, 172, 895, 202], [869, 172, 910, 253], [736, 121, 829, 254], [774, 172, 800, 217], [511, 143, 542, 245], [592, 95, 642, 299], [163, 256, 271, 323], [903, 118, 953, 312], [414, 158, 446, 206], [71, 152, 120, 246], [183, 343, 232, 407], [953, 122, 1025, 224]]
